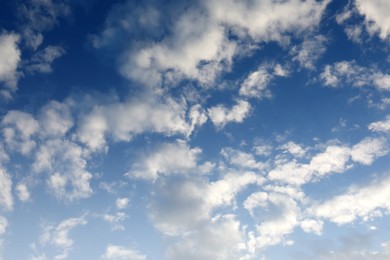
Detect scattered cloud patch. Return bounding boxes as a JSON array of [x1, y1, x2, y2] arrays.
[[208, 100, 251, 128], [101, 244, 146, 260], [0, 33, 21, 99]]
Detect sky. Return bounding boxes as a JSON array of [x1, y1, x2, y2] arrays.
[[0, 0, 390, 259]]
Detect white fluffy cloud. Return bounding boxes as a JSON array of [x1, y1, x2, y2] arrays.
[[102, 212, 127, 231], [355, 0, 390, 40], [0, 166, 13, 211], [26, 45, 65, 74], [34, 139, 93, 201], [239, 63, 288, 98], [350, 137, 388, 165], [254, 192, 300, 248], [0, 33, 21, 98], [0, 216, 7, 236], [279, 141, 306, 157], [128, 140, 201, 181], [208, 100, 251, 128], [101, 245, 146, 260], [221, 147, 266, 170], [16, 183, 30, 202], [165, 215, 246, 260], [369, 116, 390, 132], [40, 215, 87, 260], [96, 0, 329, 87], [19, 0, 70, 50], [320, 60, 390, 91], [149, 171, 262, 236], [2, 110, 39, 155], [311, 174, 390, 225], [269, 137, 388, 186], [76, 95, 195, 152], [291, 35, 327, 70], [115, 197, 130, 210]]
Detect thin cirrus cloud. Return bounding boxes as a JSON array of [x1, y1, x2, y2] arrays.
[[0, 0, 390, 259]]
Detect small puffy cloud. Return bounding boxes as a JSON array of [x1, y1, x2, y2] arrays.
[[16, 183, 30, 202], [279, 141, 306, 157], [350, 137, 388, 165], [38, 100, 73, 138], [76, 95, 193, 152], [0, 33, 21, 98], [1, 110, 39, 155], [101, 245, 146, 260], [309, 145, 351, 176], [369, 116, 390, 132], [208, 100, 251, 128], [40, 215, 87, 260], [291, 35, 327, 70], [221, 147, 265, 170], [115, 197, 130, 210], [102, 212, 127, 231], [34, 139, 93, 201], [320, 60, 390, 91], [239, 63, 290, 98], [26, 45, 65, 74], [0, 166, 13, 211], [0, 216, 7, 236], [311, 174, 390, 225], [128, 140, 201, 181], [253, 144, 273, 157], [300, 219, 323, 235]]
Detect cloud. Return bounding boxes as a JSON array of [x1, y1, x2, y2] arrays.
[[350, 137, 388, 165], [38, 100, 73, 138], [127, 140, 201, 181], [115, 197, 130, 210], [208, 100, 251, 128], [1, 110, 39, 155], [165, 214, 246, 260], [149, 171, 262, 236], [34, 139, 93, 201], [290, 35, 327, 70], [300, 219, 323, 235], [239, 63, 288, 98], [269, 137, 388, 186], [18, 0, 70, 50], [221, 147, 266, 170], [102, 212, 127, 231], [101, 244, 146, 260], [311, 173, 390, 225], [355, 0, 390, 40], [279, 141, 306, 158], [369, 116, 390, 132], [0, 216, 7, 236], [40, 215, 87, 260], [0, 166, 13, 211], [76, 94, 196, 152], [320, 60, 390, 91], [0, 33, 21, 99], [254, 192, 300, 248], [26, 45, 65, 74], [95, 0, 329, 87], [16, 183, 30, 202]]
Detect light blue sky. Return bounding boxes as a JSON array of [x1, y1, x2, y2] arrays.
[[1, 0, 390, 259]]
